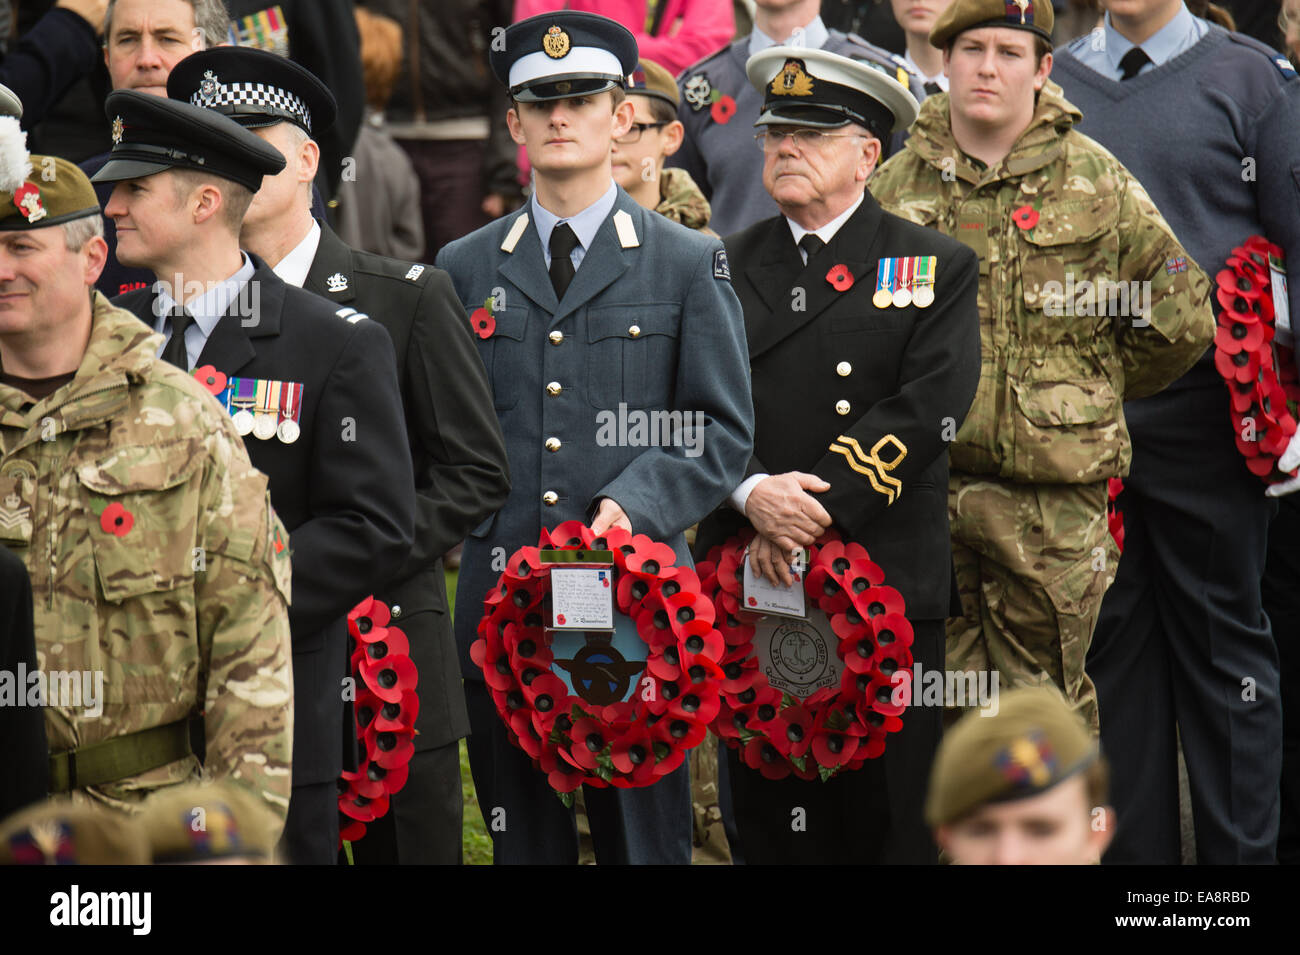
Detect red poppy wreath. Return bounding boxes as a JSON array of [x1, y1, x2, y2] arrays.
[[1212, 236, 1300, 483], [695, 528, 913, 782], [471, 521, 725, 799], [337, 596, 420, 847]]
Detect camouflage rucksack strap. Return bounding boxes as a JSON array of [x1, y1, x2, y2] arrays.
[[48, 719, 195, 793]]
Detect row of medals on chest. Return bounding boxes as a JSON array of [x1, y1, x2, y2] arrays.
[[217, 377, 303, 444], [872, 256, 936, 309]]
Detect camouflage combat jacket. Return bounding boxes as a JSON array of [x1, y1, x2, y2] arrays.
[[656, 166, 717, 237], [870, 82, 1214, 484], [0, 294, 294, 821]]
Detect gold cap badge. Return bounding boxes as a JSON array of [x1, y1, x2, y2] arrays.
[[111, 116, 124, 145], [771, 59, 814, 97], [543, 25, 570, 59]]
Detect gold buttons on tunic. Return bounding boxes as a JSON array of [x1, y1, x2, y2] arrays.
[[549, 330, 564, 345], [543, 491, 558, 506], [836, 400, 851, 416], [546, 381, 562, 396], [628, 325, 641, 338], [545, 437, 562, 452], [836, 362, 852, 377]]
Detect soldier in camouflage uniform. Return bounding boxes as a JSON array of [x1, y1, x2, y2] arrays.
[[0, 145, 294, 827], [869, 0, 1214, 730]]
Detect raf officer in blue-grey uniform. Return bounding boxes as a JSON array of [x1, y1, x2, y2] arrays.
[[436, 10, 754, 865], [668, 0, 924, 236]]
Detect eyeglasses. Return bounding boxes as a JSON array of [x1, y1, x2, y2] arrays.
[[754, 128, 869, 152], [615, 122, 669, 144]]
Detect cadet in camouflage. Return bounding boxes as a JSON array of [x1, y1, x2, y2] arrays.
[[0, 147, 294, 827], [869, 2, 1214, 731]]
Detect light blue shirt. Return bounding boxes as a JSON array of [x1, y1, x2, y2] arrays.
[[153, 253, 256, 371], [531, 182, 618, 270], [749, 14, 829, 58], [1065, 4, 1208, 80]]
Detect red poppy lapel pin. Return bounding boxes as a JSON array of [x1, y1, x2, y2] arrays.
[[826, 263, 854, 292], [470, 295, 497, 340]]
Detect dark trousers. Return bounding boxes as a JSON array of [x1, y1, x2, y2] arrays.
[[1263, 493, 1300, 864], [346, 742, 465, 865], [463, 679, 692, 865], [394, 138, 492, 263], [1088, 385, 1281, 864], [279, 780, 340, 865], [724, 619, 943, 865]]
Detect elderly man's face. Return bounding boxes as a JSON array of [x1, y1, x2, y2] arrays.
[[759, 124, 879, 213]]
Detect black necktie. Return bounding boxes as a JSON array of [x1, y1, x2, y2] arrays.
[[1119, 47, 1150, 81], [160, 306, 195, 370], [549, 222, 579, 299], [798, 233, 825, 263]]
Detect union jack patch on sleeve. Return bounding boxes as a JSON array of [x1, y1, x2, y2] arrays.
[[1166, 256, 1188, 275]]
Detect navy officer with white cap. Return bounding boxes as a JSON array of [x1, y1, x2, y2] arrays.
[[436, 10, 754, 865], [94, 89, 416, 865], [695, 46, 980, 863]]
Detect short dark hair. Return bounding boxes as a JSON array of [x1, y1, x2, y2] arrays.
[[168, 169, 254, 234], [638, 95, 678, 125]]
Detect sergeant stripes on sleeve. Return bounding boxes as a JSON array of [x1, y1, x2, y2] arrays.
[[827, 433, 908, 504]]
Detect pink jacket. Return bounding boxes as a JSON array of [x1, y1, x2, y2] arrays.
[[512, 0, 734, 77]]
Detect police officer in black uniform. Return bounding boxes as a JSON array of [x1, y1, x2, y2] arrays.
[[697, 45, 980, 863], [166, 45, 512, 864], [94, 90, 416, 865]]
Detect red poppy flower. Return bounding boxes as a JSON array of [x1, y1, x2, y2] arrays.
[[521, 670, 568, 714], [348, 596, 391, 643], [634, 592, 671, 645], [850, 584, 906, 622], [865, 671, 909, 717], [1234, 417, 1263, 458], [505, 626, 552, 674], [99, 501, 133, 537], [610, 725, 658, 784], [825, 263, 854, 291], [568, 717, 612, 771], [470, 307, 495, 339], [772, 704, 814, 758], [1216, 267, 1263, 303], [506, 546, 543, 580], [373, 690, 420, 732], [663, 589, 716, 637], [676, 618, 724, 662], [811, 729, 860, 768], [804, 562, 850, 613], [719, 649, 758, 694], [193, 364, 227, 395], [871, 611, 914, 652], [547, 520, 589, 550], [339, 819, 367, 844], [1012, 205, 1039, 230], [710, 94, 736, 124], [624, 539, 676, 579], [715, 547, 747, 597], [339, 789, 390, 823], [1247, 455, 1277, 477], [617, 569, 658, 619], [1216, 345, 1261, 384], [669, 672, 722, 724], [742, 736, 792, 780], [651, 712, 707, 751], [360, 649, 417, 704], [364, 723, 414, 769], [540, 748, 586, 793]]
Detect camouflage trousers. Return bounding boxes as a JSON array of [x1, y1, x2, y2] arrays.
[[946, 473, 1117, 732]]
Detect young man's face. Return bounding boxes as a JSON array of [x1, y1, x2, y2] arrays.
[[104, 0, 204, 96], [610, 94, 682, 195], [889, 0, 953, 40], [507, 92, 634, 178], [104, 172, 191, 270], [944, 27, 1051, 132], [0, 226, 107, 343], [936, 776, 1114, 865]]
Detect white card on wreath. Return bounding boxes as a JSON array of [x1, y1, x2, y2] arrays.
[[742, 549, 807, 618], [1271, 255, 1291, 347], [550, 566, 614, 630]]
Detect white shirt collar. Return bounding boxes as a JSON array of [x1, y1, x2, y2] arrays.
[[270, 220, 322, 288], [785, 192, 865, 262], [750, 15, 829, 58], [903, 50, 947, 90], [153, 253, 256, 367]]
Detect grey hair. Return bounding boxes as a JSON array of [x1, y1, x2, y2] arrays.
[[63, 214, 105, 252], [104, 0, 232, 49]]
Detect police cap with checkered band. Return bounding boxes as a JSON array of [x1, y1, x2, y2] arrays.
[[491, 11, 638, 103], [91, 89, 287, 193], [166, 47, 337, 137]]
